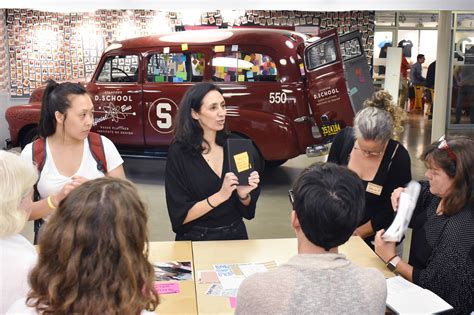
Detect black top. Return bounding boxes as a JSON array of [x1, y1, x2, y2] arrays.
[[327, 127, 412, 233], [426, 61, 436, 89], [165, 136, 261, 235], [409, 181, 474, 314]]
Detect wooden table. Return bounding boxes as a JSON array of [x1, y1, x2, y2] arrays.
[[192, 236, 391, 314], [148, 241, 197, 315]]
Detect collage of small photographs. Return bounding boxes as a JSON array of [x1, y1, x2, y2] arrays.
[[2, 9, 375, 97]]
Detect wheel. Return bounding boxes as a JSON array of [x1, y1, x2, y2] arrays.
[[20, 126, 38, 149], [264, 159, 288, 168]]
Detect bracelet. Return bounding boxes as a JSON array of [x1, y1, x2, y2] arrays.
[[385, 254, 398, 264], [238, 193, 250, 201], [206, 197, 216, 209], [47, 195, 57, 210]]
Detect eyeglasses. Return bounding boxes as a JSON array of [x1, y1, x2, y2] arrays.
[[288, 189, 294, 206], [353, 143, 385, 157], [437, 136, 457, 162]]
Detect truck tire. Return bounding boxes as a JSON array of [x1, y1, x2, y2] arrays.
[[20, 126, 38, 149], [265, 159, 288, 168]]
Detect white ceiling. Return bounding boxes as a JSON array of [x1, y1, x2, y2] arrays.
[[2, 0, 474, 12]]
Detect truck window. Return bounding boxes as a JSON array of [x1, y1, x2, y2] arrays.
[[146, 53, 205, 83], [96, 55, 139, 83], [340, 38, 363, 61], [211, 52, 278, 82], [305, 39, 338, 70]]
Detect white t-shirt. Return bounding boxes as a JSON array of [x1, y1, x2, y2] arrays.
[[7, 298, 156, 315], [21, 135, 123, 200], [0, 235, 37, 314]]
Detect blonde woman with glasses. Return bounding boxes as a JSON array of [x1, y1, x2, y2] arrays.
[[0, 151, 38, 313], [327, 90, 411, 248]]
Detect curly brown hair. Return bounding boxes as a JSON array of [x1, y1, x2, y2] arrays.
[[27, 177, 159, 314], [362, 90, 406, 140]]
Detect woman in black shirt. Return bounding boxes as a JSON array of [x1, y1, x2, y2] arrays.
[[165, 83, 261, 241], [327, 91, 411, 247], [375, 136, 474, 314]]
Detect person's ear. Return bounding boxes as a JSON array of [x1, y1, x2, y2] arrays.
[[291, 210, 301, 230], [55, 111, 65, 124], [191, 109, 199, 120]]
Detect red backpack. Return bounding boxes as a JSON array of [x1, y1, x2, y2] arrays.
[[31, 132, 107, 244]]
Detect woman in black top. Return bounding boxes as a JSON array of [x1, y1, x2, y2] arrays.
[[165, 83, 261, 241], [376, 136, 474, 314], [327, 91, 411, 247]]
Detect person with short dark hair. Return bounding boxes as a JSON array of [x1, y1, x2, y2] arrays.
[[20, 80, 125, 224], [410, 54, 426, 86], [375, 136, 474, 314], [165, 82, 261, 241], [7, 177, 159, 314], [236, 162, 387, 314]]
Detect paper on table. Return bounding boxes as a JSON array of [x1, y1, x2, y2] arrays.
[[198, 270, 219, 284], [386, 276, 453, 314], [205, 284, 239, 297], [238, 263, 268, 277], [383, 181, 421, 242]]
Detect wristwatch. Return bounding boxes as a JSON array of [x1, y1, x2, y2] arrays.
[[387, 256, 401, 272]]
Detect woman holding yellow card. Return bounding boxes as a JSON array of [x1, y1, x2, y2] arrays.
[[165, 83, 261, 241]]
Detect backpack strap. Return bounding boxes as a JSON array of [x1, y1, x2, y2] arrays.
[[88, 132, 108, 174], [32, 137, 47, 173]]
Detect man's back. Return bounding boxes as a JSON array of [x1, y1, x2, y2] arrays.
[[236, 253, 387, 315]]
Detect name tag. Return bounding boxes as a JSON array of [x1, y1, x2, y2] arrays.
[[366, 182, 383, 196]]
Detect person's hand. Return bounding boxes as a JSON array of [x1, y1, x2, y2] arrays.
[[236, 171, 260, 198], [52, 176, 88, 205], [374, 229, 397, 263], [218, 172, 238, 201], [391, 187, 405, 212]]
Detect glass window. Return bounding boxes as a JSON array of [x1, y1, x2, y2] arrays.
[[456, 13, 474, 28], [340, 38, 362, 61], [305, 39, 337, 70], [146, 52, 205, 83], [375, 11, 396, 27], [96, 55, 139, 83], [398, 13, 438, 28], [211, 51, 278, 82]]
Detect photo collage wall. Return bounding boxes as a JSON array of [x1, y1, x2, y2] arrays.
[[5, 9, 179, 97], [0, 10, 9, 94], [5, 8, 374, 97]]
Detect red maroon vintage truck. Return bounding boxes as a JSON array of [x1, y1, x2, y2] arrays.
[[5, 28, 373, 166]]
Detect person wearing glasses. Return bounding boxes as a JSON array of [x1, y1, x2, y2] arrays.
[[375, 136, 474, 314], [236, 163, 387, 314], [327, 90, 411, 248]]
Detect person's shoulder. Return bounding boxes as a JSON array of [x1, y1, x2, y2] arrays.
[[351, 266, 387, 294], [238, 269, 279, 293]]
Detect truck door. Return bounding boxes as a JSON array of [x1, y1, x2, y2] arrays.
[[88, 54, 144, 147], [339, 31, 374, 114], [303, 29, 354, 140]]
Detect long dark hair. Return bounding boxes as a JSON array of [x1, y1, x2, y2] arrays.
[[421, 136, 474, 215], [174, 82, 226, 154], [27, 177, 159, 314], [38, 80, 90, 137]]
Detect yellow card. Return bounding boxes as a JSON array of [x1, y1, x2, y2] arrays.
[[181, 43, 188, 51], [237, 74, 245, 82], [233, 152, 250, 173], [177, 64, 184, 72], [214, 45, 225, 52]]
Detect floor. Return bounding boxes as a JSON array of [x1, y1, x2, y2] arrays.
[[20, 112, 474, 244]]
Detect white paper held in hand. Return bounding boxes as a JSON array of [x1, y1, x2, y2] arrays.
[[383, 181, 421, 242]]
